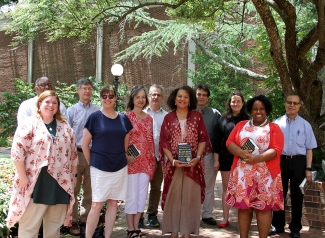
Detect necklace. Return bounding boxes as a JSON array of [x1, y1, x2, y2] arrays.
[[250, 118, 268, 127], [44, 120, 55, 131]]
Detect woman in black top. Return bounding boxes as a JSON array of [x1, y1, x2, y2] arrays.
[[212, 91, 249, 228]]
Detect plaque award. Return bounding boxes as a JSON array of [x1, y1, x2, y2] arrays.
[[178, 143, 192, 164]]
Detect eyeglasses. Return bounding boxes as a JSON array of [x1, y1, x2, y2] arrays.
[[101, 94, 115, 99], [197, 93, 208, 98], [149, 93, 162, 98], [286, 101, 301, 106], [37, 83, 52, 88], [80, 87, 92, 91]]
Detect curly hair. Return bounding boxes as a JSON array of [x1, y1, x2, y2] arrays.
[[246, 94, 273, 116], [36, 90, 65, 122], [126, 86, 149, 110], [166, 85, 197, 110], [224, 91, 248, 120]]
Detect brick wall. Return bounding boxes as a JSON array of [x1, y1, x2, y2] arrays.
[[285, 181, 325, 228], [0, 6, 187, 107]]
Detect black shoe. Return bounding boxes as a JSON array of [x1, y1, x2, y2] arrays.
[[202, 217, 217, 225], [147, 214, 160, 227], [268, 226, 284, 236], [290, 231, 300, 238]]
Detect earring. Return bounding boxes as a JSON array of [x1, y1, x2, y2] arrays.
[[175, 103, 176, 105]]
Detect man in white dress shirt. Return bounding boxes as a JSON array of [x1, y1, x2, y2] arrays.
[[141, 84, 168, 228], [17, 76, 68, 125]]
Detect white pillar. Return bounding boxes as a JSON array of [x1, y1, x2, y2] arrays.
[[27, 39, 33, 84], [95, 22, 103, 83], [187, 40, 196, 87]]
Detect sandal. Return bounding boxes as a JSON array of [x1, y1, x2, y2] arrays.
[[135, 230, 147, 237], [126, 230, 139, 238]]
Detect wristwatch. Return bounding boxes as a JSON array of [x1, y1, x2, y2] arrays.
[[196, 155, 201, 160], [72, 173, 78, 177], [305, 167, 312, 171]]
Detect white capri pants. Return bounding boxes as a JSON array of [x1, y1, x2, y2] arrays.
[[125, 173, 150, 214]]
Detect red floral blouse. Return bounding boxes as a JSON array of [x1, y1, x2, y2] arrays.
[[125, 111, 156, 179]]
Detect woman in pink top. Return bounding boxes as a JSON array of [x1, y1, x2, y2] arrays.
[[6, 90, 78, 238], [125, 86, 156, 238]]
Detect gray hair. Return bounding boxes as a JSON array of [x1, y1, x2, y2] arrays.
[[77, 77, 93, 88], [149, 84, 165, 95]]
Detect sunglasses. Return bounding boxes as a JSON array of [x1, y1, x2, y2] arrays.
[[286, 101, 300, 106], [101, 94, 115, 99]]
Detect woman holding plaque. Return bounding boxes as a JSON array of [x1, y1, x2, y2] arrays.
[[225, 95, 284, 238], [82, 86, 133, 237], [212, 91, 249, 228], [160, 85, 210, 238], [125, 86, 156, 238]]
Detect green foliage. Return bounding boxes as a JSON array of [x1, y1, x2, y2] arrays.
[[0, 138, 12, 147], [0, 157, 15, 237], [312, 147, 325, 181], [188, 50, 255, 113], [0, 78, 130, 143], [0, 79, 34, 139], [257, 76, 286, 121], [0, 0, 17, 8]]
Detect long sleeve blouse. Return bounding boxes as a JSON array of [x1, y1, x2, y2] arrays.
[[6, 116, 78, 227]]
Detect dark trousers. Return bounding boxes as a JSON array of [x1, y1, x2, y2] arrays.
[[146, 160, 163, 215], [141, 161, 163, 219], [272, 155, 306, 232]]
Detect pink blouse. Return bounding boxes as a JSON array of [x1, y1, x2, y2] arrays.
[[125, 111, 156, 179], [6, 116, 78, 227]]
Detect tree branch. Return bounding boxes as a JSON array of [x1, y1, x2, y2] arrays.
[[252, 0, 291, 91], [193, 38, 269, 81]]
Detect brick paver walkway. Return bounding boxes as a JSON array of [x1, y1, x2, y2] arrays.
[[64, 173, 325, 238], [1, 149, 324, 237]]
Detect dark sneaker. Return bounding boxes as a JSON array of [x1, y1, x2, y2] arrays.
[[147, 215, 160, 227], [290, 231, 300, 238], [268, 226, 284, 236], [138, 217, 144, 228], [69, 223, 80, 236], [202, 217, 217, 225]]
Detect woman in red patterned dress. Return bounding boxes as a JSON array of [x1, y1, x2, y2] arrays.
[[225, 95, 284, 238], [125, 86, 156, 238], [159, 86, 211, 238]]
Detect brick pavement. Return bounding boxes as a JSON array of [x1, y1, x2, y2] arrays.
[[95, 173, 325, 238], [1, 149, 323, 238]]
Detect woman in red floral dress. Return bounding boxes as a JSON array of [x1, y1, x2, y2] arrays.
[[225, 95, 284, 238], [125, 86, 156, 238]]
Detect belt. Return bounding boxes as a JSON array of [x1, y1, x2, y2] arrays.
[[281, 154, 304, 159], [77, 148, 83, 152]]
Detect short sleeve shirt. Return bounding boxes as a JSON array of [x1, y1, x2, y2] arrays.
[[84, 111, 133, 172]]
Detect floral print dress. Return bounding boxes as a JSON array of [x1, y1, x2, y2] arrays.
[[225, 121, 284, 211]]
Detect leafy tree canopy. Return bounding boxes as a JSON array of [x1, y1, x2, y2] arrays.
[[4, 0, 325, 147]]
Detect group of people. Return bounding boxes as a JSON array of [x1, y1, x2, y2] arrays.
[[5, 76, 317, 238]]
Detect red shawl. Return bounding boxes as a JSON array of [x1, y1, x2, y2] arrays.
[[159, 110, 212, 210]]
